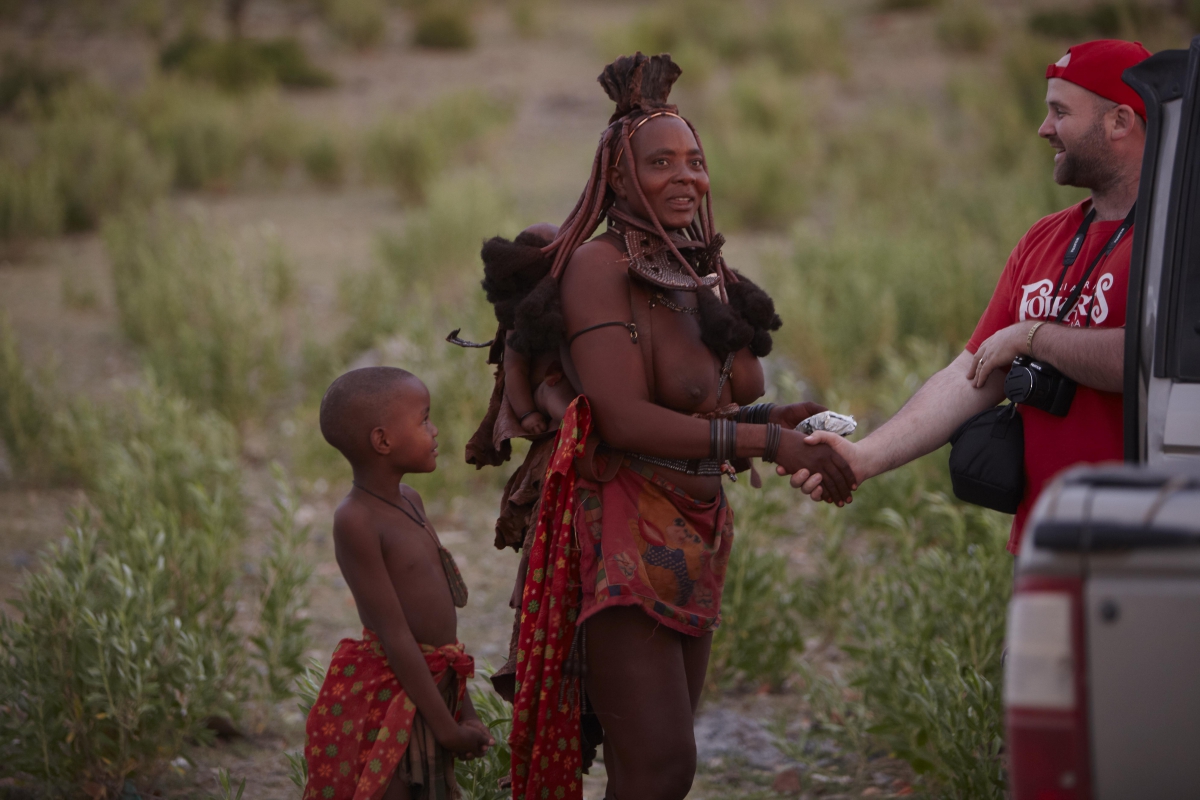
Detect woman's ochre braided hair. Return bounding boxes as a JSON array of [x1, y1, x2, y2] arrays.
[[484, 52, 780, 360]]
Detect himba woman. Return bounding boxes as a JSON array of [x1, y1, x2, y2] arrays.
[[461, 53, 856, 800]]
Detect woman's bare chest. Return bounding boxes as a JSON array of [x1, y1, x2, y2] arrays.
[[646, 299, 721, 413]]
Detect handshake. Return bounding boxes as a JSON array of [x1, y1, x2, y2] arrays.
[[766, 403, 861, 507]]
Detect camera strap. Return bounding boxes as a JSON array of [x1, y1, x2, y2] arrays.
[[1049, 203, 1136, 326]]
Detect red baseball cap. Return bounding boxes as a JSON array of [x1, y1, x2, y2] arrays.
[[1046, 39, 1152, 119]]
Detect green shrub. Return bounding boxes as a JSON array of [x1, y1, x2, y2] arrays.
[[134, 78, 310, 190], [364, 90, 511, 203], [708, 531, 806, 690], [937, 0, 996, 53], [304, 132, 347, 188], [37, 86, 169, 231], [0, 82, 166, 241], [0, 157, 63, 240], [0, 319, 102, 485], [104, 207, 283, 421], [0, 316, 53, 479], [0, 379, 246, 793], [0, 51, 77, 116], [846, 495, 1011, 798], [878, 0, 941, 9], [135, 78, 244, 190], [413, 5, 476, 49], [700, 65, 816, 230], [510, 0, 549, 38], [325, 0, 388, 50], [1028, 1, 1164, 39], [252, 465, 314, 701], [761, 2, 845, 76], [160, 33, 336, 92]]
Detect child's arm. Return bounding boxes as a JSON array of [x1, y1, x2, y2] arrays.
[[333, 506, 493, 757], [503, 334, 547, 435]]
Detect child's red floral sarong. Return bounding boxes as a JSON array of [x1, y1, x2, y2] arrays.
[[510, 397, 591, 800], [302, 630, 474, 800]]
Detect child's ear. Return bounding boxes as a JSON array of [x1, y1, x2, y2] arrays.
[[370, 427, 391, 454]]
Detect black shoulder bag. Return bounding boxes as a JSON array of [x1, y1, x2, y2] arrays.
[[948, 205, 1135, 513]]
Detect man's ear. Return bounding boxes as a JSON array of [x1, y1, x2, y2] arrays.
[[370, 426, 390, 454], [1110, 104, 1140, 141]]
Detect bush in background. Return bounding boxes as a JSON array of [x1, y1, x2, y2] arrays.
[[413, 3, 476, 49], [0, 318, 102, 485], [0, 80, 167, 242], [1028, 1, 1165, 40], [364, 90, 511, 204], [0, 378, 246, 794], [847, 499, 1010, 798], [700, 65, 816, 230], [322, 0, 388, 50], [599, 0, 842, 80], [253, 465, 314, 701], [104, 207, 284, 421], [937, 0, 995, 53], [159, 32, 336, 92]]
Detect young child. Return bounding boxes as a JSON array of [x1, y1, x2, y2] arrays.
[[304, 367, 493, 800]]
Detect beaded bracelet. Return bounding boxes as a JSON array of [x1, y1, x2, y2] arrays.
[[762, 423, 782, 463]]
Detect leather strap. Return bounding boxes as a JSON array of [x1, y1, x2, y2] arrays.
[[628, 279, 657, 403]]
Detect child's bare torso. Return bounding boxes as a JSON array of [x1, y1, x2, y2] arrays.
[[336, 488, 458, 647]]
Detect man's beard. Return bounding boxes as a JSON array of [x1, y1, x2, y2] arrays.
[[1053, 116, 1119, 191]]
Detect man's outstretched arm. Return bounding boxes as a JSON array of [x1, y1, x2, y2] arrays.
[[791, 349, 1007, 498]]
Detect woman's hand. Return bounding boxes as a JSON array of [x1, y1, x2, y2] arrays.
[[770, 402, 828, 429], [772, 428, 857, 506]]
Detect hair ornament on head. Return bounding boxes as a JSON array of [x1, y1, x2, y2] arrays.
[[538, 52, 739, 299], [481, 52, 780, 359]]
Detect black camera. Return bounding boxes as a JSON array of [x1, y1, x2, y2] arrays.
[[1004, 355, 1076, 417]]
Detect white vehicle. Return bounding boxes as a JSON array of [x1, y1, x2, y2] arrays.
[[1005, 37, 1200, 800]]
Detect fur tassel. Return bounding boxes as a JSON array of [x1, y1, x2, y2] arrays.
[[509, 275, 564, 357], [726, 275, 782, 357]]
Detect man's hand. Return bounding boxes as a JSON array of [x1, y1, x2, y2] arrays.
[[773, 428, 857, 506], [968, 322, 1032, 389], [782, 431, 865, 502], [438, 720, 494, 760], [770, 402, 828, 429]]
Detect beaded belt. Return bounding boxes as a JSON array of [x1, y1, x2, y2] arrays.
[[629, 453, 726, 477]]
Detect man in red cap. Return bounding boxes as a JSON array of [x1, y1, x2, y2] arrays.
[[792, 39, 1152, 554]]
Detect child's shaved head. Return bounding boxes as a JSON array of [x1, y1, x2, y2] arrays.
[[320, 367, 418, 462]]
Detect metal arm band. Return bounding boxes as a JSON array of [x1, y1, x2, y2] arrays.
[[709, 419, 737, 463], [762, 423, 782, 463], [737, 403, 776, 425]]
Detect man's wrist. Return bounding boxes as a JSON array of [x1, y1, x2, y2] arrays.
[[1027, 321, 1048, 359]]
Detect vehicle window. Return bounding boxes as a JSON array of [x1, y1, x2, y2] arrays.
[[1170, 105, 1200, 381]]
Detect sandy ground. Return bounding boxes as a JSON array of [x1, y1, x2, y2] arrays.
[[0, 0, 1017, 796]]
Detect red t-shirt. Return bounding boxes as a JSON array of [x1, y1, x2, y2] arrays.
[[967, 199, 1131, 553]]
